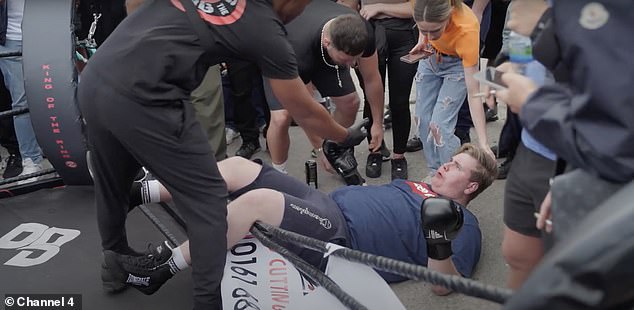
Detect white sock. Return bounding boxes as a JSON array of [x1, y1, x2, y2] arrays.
[[272, 162, 288, 174], [170, 246, 190, 273], [141, 180, 162, 204]]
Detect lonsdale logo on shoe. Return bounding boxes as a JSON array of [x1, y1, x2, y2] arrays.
[[126, 274, 151, 287]]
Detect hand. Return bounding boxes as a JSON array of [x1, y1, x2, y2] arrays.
[[536, 190, 553, 233], [409, 34, 430, 55], [359, 4, 383, 20], [422, 198, 464, 260], [322, 140, 365, 185], [339, 118, 370, 148], [368, 123, 383, 152], [507, 0, 550, 37], [480, 142, 496, 160], [495, 73, 538, 114], [479, 85, 497, 109], [318, 151, 335, 174]]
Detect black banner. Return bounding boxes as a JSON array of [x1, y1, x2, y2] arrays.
[[22, 0, 92, 185]]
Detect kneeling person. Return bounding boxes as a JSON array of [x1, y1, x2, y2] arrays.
[[106, 143, 497, 295], [264, 0, 385, 182]]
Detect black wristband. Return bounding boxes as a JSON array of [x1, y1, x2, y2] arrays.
[[427, 242, 453, 260]]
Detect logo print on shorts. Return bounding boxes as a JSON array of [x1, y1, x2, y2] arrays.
[[172, 0, 247, 26]]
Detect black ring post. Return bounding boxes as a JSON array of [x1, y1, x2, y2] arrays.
[[22, 0, 92, 185]]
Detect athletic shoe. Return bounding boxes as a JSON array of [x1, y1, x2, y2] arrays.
[[454, 128, 471, 145], [379, 143, 391, 161], [225, 127, 240, 145], [102, 246, 144, 294], [103, 242, 176, 295], [485, 108, 499, 122], [235, 141, 261, 159], [2, 153, 23, 179], [405, 136, 423, 152], [497, 158, 513, 180], [391, 158, 408, 180], [383, 109, 392, 129], [365, 153, 382, 178], [485, 104, 499, 123], [17, 158, 44, 185]]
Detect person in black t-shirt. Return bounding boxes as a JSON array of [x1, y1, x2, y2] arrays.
[[77, 0, 367, 309], [263, 0, 385, 177]]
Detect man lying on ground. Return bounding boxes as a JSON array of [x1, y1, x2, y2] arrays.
[[106, 143, 497, 296]]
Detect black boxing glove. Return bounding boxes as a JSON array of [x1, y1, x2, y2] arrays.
[[421, 198, 464, 260], [338, 118, 370, 148], [322, 140, 365, 185]]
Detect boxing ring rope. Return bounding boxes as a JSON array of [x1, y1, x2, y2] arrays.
[[250, 222, 369, 310], [251, 221, 514, 305], [0, 51, 21, 58], [0, 107, 29, 120], [0, 168, 58, 186]]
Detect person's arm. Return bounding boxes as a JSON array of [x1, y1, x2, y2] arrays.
[[337, 0, 360, 11], [427, 258, 462, 295], [359, 2, 413, 20], [464, 65, 494, 158], [125, 0, 145, 14], [357, 52, 384, 152], [507, 0, 549, 38], [268, 77, 349, 143], [470, 0, 490, 24]]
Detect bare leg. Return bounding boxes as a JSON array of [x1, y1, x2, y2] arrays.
[[266, 110, 292, 165], [156, 156, 264, 201], [173, 188, 285, 265], [502, 226, 544, 289]]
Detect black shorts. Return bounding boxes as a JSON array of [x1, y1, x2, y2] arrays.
[[263, 65, 356, 111], [229, 160, 350, 267], [503, 142, 556, 238]]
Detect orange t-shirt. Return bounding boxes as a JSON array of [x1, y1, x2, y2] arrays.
[[429, 3, 480, 67]]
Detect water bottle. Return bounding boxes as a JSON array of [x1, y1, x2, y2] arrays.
[[508, 31, 533, 75], [305, 160, 318, 189]]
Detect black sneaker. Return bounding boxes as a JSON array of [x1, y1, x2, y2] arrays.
[[379, 143, 391, 161], [365, 153, 382, 178], [405, 136, 423, 152], [454, 128, 471, 145], [391, 158, 408, 180], [103, 242, 177, 295], [2, 153, 23, 179], [497, 158, 513, 180], [383, 110, 392, 129], [102, 246, 144, 294], [485, 108, 499, 122], [235, 141, 261, 159]]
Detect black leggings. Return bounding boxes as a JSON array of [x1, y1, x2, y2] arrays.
[[359, 22, 418, 155]]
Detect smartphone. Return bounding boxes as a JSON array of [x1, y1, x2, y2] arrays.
[[400, 50, 433, 64], [473, 67, 507, 89]]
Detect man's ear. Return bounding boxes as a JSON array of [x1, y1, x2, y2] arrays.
[[323, 35, 331, 47], [464, 181, 479, 196]]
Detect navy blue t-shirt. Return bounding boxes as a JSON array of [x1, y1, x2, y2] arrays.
[[330, 179, 482, 283]]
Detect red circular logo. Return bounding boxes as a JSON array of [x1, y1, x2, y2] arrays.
[[65, 161, 78, 168], [171, 0, 246, 26]]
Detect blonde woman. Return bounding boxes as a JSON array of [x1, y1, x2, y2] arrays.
[[411, 0, 494, 179]]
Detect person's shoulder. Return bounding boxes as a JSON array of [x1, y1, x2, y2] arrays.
[[452, 3, 479, 30]]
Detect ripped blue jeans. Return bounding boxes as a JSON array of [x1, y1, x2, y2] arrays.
[[414, 54, 467, 173]]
